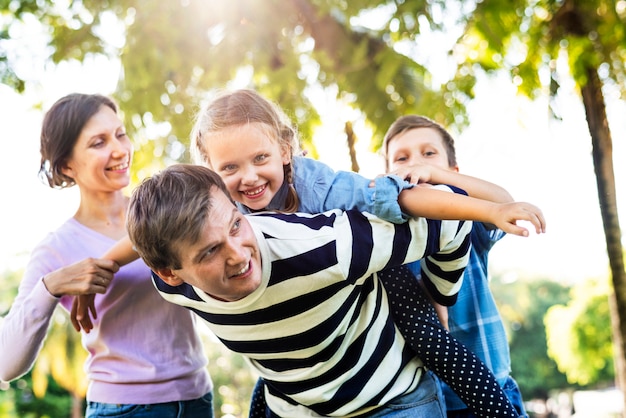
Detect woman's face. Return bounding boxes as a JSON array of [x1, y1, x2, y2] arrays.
[[205, 122, 290, 211], [62, 105, 133, 193]]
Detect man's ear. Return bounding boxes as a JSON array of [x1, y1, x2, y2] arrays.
[[154, 268, 184, 286]]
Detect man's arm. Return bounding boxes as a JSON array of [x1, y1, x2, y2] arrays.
[[419, 217, 473, 306], [398, 185, 546, 237]]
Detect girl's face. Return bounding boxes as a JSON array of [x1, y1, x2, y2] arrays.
[[386, 127, 456, 172], [205, 122, 290, 210], [62, 105, 133, 193]]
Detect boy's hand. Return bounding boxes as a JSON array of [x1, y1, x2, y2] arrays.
[[389, 163, 436, 185], [491, 202, 546, 237], [369, 164, 438, 188]]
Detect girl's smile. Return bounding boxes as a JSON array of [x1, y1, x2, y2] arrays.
[[241, 183, 268, 199], [205, 122, 290, 211]]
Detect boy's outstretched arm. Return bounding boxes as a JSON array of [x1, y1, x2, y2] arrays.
[[391, 164, 514, 203], [71, 236, 140, 333], [398, 185, 546, 237]]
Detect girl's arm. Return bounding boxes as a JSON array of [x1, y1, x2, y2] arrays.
[[71, 236, 140, 333], [296, 157, 523, 227], [103, 235, 139, 266]]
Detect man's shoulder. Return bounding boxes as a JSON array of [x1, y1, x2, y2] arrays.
[[248, 209, 344, 232]]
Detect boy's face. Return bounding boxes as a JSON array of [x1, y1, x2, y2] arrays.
[[155, 187, 263, 302], [387, 127, 457, 172]]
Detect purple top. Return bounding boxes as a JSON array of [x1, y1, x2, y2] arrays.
[[0, 218, 212, 403]]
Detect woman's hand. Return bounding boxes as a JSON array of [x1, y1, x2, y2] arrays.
[[41, 258, 119, 332]]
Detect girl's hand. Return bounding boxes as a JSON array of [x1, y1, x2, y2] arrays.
[[71, 295, 97, 333]]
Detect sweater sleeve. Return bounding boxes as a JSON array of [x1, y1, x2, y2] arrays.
[[419, 217, 472, 306], [0, 239, 67, 382], [0, 274, 61, 381]]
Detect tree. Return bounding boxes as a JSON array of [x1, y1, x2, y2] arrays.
[[450, 0, 626, 411], [1, 0, 463, 170]]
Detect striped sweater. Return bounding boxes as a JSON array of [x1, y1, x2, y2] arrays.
[[154, 209, 471, 417]]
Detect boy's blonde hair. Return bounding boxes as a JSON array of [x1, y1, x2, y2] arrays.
[[382, 115, 457, 172]]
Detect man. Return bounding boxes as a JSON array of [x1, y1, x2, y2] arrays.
[[126, 164, 518, 417]]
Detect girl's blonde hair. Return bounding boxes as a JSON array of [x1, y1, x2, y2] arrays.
[[191, 89, 300, 212]]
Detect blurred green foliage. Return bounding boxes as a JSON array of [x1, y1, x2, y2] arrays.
[[546, 276, 615, 386], [201, 330, 258, 417], [491, 274, 573, 399], [0, 373, 75, 418]]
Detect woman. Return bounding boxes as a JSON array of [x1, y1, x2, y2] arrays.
[[0, 93, 213, 417]]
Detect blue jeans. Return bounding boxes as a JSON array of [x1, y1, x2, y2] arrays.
[[253, 370, 444, 417], [446, 376, 528, 418], [364, 370, 445, 418], [86, 391, 214, 418]]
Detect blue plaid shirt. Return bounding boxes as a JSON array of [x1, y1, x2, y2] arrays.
[[408, 221, 510, 411]]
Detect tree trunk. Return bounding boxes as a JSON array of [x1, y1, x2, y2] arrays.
[[580, 64, 626, 416], [345, 121, 360, 173]]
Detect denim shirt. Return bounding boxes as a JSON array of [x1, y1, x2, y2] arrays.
[[237, 155, 413, 223]]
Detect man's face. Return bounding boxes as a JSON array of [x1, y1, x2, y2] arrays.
[[157, 187, 263, 302]]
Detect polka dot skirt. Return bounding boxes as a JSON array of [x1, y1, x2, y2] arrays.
[[248, 378, 268, 418], [378, 266, 519, 418]]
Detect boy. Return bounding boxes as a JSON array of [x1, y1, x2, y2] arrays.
[[383, 115, 528, 417]]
